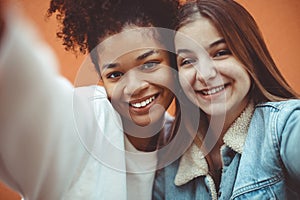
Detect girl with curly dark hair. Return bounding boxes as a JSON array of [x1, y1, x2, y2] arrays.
[[0, 0, 198, 199], [47, 0, 195, 199]]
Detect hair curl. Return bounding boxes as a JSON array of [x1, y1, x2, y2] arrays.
[[47, 0, 179, 55]]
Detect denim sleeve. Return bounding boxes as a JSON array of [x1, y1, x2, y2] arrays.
[[279, 103, 300, 184], [152, 169, 165, 200]]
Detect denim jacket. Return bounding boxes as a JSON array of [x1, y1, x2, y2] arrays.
[[153, 100, 300, 200]]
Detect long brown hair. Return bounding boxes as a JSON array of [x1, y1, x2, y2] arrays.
[[176, 0, 299, 104], [157, 0, 300, 165]]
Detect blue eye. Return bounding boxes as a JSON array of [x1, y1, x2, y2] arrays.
[[107, 71, 124, 79], [140, 61, 160, 70]]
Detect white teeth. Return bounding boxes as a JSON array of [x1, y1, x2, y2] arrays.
[[202, 85, 225, 95], [131, 96, 156, 108]]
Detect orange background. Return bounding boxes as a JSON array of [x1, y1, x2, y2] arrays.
[[1, 0, 300, 199]]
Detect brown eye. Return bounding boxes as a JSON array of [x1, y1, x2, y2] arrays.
[[179, 58, 197, 67], [214, 49, 231, 58], [107, 71, 124, 79]]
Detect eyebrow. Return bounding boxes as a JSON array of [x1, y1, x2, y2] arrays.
[[102, 62, 119, 71], [209, 38, 225, 48], [136, 49, 159, 61], [177, 38, 226, 55], [101, 49, 159, 70], [177, 49, 192, 55]]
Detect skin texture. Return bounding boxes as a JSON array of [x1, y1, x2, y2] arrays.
[[162, 0, 298, 191], [175, 15, 251, 132], [98, 26, 175, 150], [175, 15, 252, 177], [47, 0, 179, 152]]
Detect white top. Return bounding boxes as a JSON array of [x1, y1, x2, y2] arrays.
[[0, 6, 127, 200], [0, 6, 174, 200], [124, 112, 173, 200], [125, 135, 157, 200]]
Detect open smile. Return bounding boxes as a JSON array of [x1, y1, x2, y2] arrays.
[[129, 94, 158, 108], [199, 84, 229, 96]]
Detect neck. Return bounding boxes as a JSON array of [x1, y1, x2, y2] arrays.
[[199, 100, 250, 156], [126, 133, 160, 152], [122, 115, 165, 152], [207, 100, 250, 138], [197, 114, 226, 153]]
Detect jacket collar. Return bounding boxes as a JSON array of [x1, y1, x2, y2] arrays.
[[174, 103, 254, 186]]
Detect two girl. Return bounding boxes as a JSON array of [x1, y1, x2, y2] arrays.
[[1, 0, 190, 199], [1, 0, 299, 199]]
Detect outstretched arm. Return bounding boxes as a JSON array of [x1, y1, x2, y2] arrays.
[[0, 5, 97, 199]]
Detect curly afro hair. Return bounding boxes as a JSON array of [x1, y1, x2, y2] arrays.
[[48, 0, 179, 55]]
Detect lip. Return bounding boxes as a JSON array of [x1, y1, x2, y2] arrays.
[[196, 83, 230, 100], [128, 93, 159, 114]]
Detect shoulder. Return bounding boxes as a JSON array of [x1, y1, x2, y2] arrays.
[[254, 99, 300, 138], [74, 85, 107, 100], [254, 100, 300, 122], [74, 85, 121, 123], [256, 99, 300, 112], [255, 99, 300, 122]]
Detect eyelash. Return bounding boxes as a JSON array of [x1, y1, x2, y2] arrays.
[[213, 49, 232, 58], [139, 61, 161, 70], [105, 61, 161, 80], [179, 48, 232, 67], [106, 71, 124, 79], [180, 58, 197, 67]]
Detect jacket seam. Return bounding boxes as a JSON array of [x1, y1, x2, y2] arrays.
[[231, 174, 284, 199], [271, 108, 281, 161]]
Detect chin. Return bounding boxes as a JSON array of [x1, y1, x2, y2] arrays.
[[203, 103, 228, 116], [134, 120, 151, 127], [130, 116, 152, 127]]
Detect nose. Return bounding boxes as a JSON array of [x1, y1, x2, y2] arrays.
[[123, 70, 149, 96], [195, 57, 217, 83]]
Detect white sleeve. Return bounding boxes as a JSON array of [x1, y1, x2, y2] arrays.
[[0, 8, 122, 200]]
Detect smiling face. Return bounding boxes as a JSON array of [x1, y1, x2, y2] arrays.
[[98, 27, 174, 128], [175, 15, 251, 122]]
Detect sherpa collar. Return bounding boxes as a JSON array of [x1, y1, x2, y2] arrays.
[[174, 103, 254, 186]]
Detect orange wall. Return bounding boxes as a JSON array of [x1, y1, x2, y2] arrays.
[[237, 0, 300, 93], [1, 0, 300, 199]]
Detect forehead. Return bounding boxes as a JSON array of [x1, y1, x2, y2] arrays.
[[175, 16, 222, 49], [97, 28, 166, 64]]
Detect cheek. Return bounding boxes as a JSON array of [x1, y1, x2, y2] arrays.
[[102, 82, 118, 100], [240, 72, 251, 94], [164, 71, 175, 90], [151, 68, 175, 88], [229, 65, 251, 96], [178, 69, 193, 89], [234, 65, 251, 85]]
